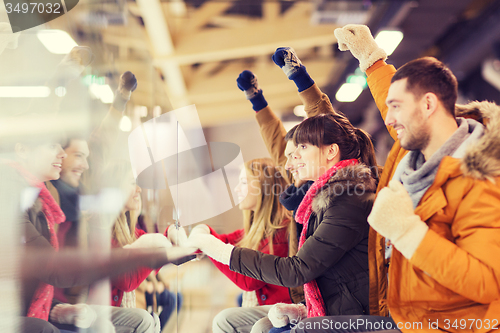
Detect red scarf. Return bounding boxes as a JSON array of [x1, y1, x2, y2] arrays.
[[295, 159, 358, 318], [9, 161, 66, 321]]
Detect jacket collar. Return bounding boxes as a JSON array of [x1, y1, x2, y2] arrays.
[[312, 163, 377, 213], [456, 101, 500, 182]]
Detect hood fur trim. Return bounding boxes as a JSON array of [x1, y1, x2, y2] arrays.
[[311, 164, 377, 213], [456, 101, 500, 181]]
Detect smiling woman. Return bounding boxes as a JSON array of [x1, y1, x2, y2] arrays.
[[211, 113, 381, 328], [15, 139, 68, 183]]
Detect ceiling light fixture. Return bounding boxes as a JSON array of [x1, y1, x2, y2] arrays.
[[119, 115, 133, 132], [89, 83, 114, 104], [0, 86, 50, 97], [375, 30, 404, 56], [37, 29, 78, 54], [335, 83, 363, 102]]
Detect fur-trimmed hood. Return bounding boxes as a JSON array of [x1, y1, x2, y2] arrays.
[[455, 101, 500, 181], [312, 163, 377, 213]]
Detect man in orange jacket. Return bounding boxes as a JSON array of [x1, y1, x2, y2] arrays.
[[285, 25, 500, 333]]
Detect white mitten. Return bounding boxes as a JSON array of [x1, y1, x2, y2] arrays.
[[185, 233, 233, 265], [268, 303, 307, 328], [334, 24, 387, 72], [50, 303, 97, 329], [123, 233, 172, 249], [367, 180, 429, 259], [167, 224, 188, 246], [189, 223, 211, 237]]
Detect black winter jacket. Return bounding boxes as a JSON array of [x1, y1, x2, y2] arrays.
[[230, 164, 377, 315]]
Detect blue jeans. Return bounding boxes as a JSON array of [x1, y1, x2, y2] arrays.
[[146, 290, 182, 330], [269, 324, 293, 333]]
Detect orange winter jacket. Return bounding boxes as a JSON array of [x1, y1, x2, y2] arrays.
[[367, 60, 500, 332]]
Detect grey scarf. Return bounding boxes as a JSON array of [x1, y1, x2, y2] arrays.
[[393, 118, 484, 208]]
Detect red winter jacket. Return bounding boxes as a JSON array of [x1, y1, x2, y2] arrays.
[[111, 228, 165, 306], [208, 225, 292, 306]]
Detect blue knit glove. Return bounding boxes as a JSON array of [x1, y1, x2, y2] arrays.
[[272, 47, 314, 92], [237, 70, 268, 112]]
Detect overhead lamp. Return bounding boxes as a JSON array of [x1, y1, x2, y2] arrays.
[[335, 83, 363, 103], [347, 74, 367, 88], [375, 30, 404, 56], [293, 105, 306, 117], [89, 83, 114, 104], [83, 75, 106, 86], [0, 86, 50, 97], [55, 86, 67, 97], [37, 30, 78, 54], [153, 106, 162, 117], [135, 105, 149, 118], [119, 115, 132, 132]]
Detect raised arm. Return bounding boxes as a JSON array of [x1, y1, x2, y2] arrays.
[[238, 48, 337, 184], [236, 70, 290, 183], [82, 71, 137, 193], [272, 47, 336, 118], [333, 25, 398, 140]]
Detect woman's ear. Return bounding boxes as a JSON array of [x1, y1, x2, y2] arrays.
[[14, 143, 28, 160], [326, 144, 339, 161]]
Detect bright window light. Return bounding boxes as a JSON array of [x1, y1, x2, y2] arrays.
[[119, 115, 132, 132], [37, 30, 78, 54], [89, 84, 114, 104], [336, 83, 363, 102], [375, 30, 404, 56], [0, 86, 50, 98]]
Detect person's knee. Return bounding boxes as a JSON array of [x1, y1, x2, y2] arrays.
[[212, 308, 236, 333], [117, 308, 157, 333], [22, 317, 61, 333], [132, 308, 157, 333], [250, 316, 274, 333]]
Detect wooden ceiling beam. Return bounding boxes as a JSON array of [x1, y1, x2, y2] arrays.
[[263, 2, 281, 21], [155, 20, 339, 65], [181, 1, 234, 34]]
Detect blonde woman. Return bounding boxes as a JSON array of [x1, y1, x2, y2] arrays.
[[101, 161, 165, 310], [186, 158, 294, 333]]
